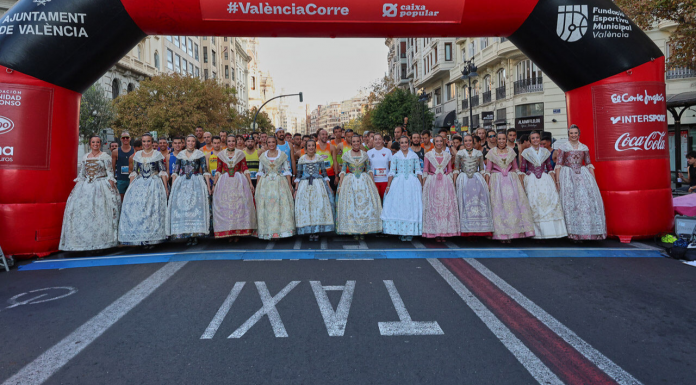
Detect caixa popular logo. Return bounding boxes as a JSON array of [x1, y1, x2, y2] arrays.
[[0, 116, 14, 134], [557, 5, 588, 42]]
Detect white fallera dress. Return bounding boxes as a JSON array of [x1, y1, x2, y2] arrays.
[[520, 147, 568, 239], [118, 151, 169, 245], [59, 152, 121, 251], [167, 149, 211, 239], [381, 150, 423, 236]]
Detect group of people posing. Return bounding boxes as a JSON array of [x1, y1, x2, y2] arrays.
[[58, 123, 606, 251]]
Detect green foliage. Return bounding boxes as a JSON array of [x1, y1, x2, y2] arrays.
[[112, 73, 238, 138], [370, 88, 435, 136], [79, 83, 115, 143], [235, 107, 275, 135]]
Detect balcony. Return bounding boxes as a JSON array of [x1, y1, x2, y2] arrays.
[[667, 66, 696, 80], [513, 77, 544, 95], [482, 91, 492, 104], [495, 86, 506, 100], [470, 95, 480, 107], [462, 99, 469, 110]]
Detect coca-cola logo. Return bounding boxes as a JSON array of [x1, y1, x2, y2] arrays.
[[614, 131, 666, 152], [610, 90, 665, 105], [0, 116, 14, 134]]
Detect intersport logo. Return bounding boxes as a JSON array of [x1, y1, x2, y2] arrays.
[[614, 131, 665, 152], [557, 5, 588, 42], [0, 116, 14, 134]]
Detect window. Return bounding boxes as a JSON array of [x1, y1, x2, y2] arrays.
[[175, 54, 181, 73], [194, 43, 199, 60], [497, 68, 506, 87], [224, 50, 228, 60], [461, 48, 466, 61], [483, 75, 491, 92], [212, 71, 217, 79], [500, 37, 508, 43], [137, 44, 142, 61], [516, 59, 542, 81], [401, 63, 407, 79], [188, 38, 193, 56], [127, 83, 134, 93], [111, 78, 120, 100], [400, 41, 406, 58], [174, 36, 179, 47], [166, 49, 173, 70], [204, 69, 209, 80], [434, 87, 442, 105], [445, 43, 452, 61], [203, 47, 208, 63], [203, 37, 207, 40], [166, 36, 172, 42], [225, 65, 229, 79], [182, 58, 188, 74], [515, 103, 544, 118], [212, 50, 216, 66], [469, 41, 476, 58], [224, 37, 228, 42], [251, 76, 256, 90], [154, 51, 160, 69], [446, 83, 456, 101], [480, 37, 488, 50], [434, 47, 438, 64], [195, 67, 200, 78], [212, 36, 215, 44], [188, 62, 193, 75], [471, 80, 479, 96], [231, 67, 235, 81]]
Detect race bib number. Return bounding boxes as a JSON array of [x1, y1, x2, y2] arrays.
[[120, 166, 129, 175], [250, 171, 257, 179], [324, 160, 331, 169], [374, 168, 387, 177], [211, 170, 217, 177]]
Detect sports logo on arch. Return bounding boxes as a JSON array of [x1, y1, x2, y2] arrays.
[[0, 116, 14, 134], [557, 5, 588, 42]]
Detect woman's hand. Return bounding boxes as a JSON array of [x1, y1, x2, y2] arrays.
[[249, 185, 255, 195], [109, 180, 116, 190]]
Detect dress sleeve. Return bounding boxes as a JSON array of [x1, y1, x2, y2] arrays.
[[216, 159, 224, 175], [423, 155, 432, 176], [445, 158, 452, 174], [484, 156, 493, 176], [414, 155, 423, 176], [157, 158, 168, 179], [200, 156, 211, 177], [387, 155, 397, 178], [453, 154, 461, 175], [320, 160, 330, 181], [554, 149, 565, 173], [519, 156, 528, 175], [74, 160, 85, 182], [172, 158, 181, 176], [281, 156, 292, 176], [512, 158, 523, 175], [295, 162, 304, 183], [239, 158, 249, 174], [584, 150, 595, 170], [104, 156, 116, 183], [257, 157, 266, 178], [339, 161, 348, 178], [545, 154, 555, 174]]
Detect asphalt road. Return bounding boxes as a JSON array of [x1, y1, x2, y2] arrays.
[[0, 237, 694, 384]]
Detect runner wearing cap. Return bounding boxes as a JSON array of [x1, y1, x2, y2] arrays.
[[112, 130, 134, 199], [275, 127, 296, 176]]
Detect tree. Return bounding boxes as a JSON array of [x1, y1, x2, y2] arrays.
[[616, 0, 695, 68], [370, 88, 435, 136], [235, 107, 275, 135], [79, 83, 115, 143], [112, 73, 238, 138], [344, 117, 364, 134]]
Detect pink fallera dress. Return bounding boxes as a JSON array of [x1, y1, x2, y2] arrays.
[[421, 151, 460, 238]]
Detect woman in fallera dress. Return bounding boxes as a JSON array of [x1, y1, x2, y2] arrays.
[[118, 133, 169, 246], [168, 135, 211, 245], [555, 125, 606, 241], [294, 139, 335, 241], [519, 131, 568, 239], [485, 132, 535, 243], [212, 135, 257, 241], [421, 135, 460, 241], [454, 134, 493, 237], [255, 136, 296, 240], [336, 136, 383, 238], [381, 136, 423, 241], [60, 136, 121, 251]]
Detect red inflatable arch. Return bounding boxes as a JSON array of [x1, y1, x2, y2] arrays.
[[0, 0, 672, 256]]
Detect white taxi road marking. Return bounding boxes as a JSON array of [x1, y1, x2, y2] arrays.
[[310, 281, 355, 337], [463, 258, 642, 385], [200, 282, 246, 339], [293, 238, 302, 250], [265, 241, 276, 250], [427, 258, 564, 385], [378, 280, 444, 336], [228, 281, 300, 338], [1, 262, 188, 385]]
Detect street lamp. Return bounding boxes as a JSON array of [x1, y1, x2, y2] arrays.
[[460, 59, 478, 133], [253, 92, 304, 132]]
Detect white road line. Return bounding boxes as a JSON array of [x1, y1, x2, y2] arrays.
[[1, 262, 188, 385], [463, 258, 642, 385], [200, 282, 246, 340], [320, 237, 328, 250], [337, 258, 373, 261], [411, 239, 426, 249], [293, 239, 302, 250], [378, 280, 444, 336], [427, 259, 563, 385], [310, 281, 355, 337], [265, 241, 276, 250], [444, 241, 459, 249], [243, 259, 281, 262]]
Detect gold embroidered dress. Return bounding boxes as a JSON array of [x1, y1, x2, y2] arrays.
[[255, 151, 295, 239], [336, 151, 382, 234]]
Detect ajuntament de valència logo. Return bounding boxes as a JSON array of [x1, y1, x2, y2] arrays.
[[0, 116, 15, 135], [557, 5, 588, 42]]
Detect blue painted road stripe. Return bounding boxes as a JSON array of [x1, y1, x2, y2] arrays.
[[18, 248, 664, 271]]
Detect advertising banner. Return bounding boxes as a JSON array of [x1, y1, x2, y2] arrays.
[[0, 84, 53, 170], [592, 81, 668, 161], [200, 0, 465, 23], [515, 116, 544, 131]]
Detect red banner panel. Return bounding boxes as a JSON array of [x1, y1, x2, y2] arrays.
[[200, 0, 465, 23], [0, 84, 54, 170], [592, 81, 668, 162]]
